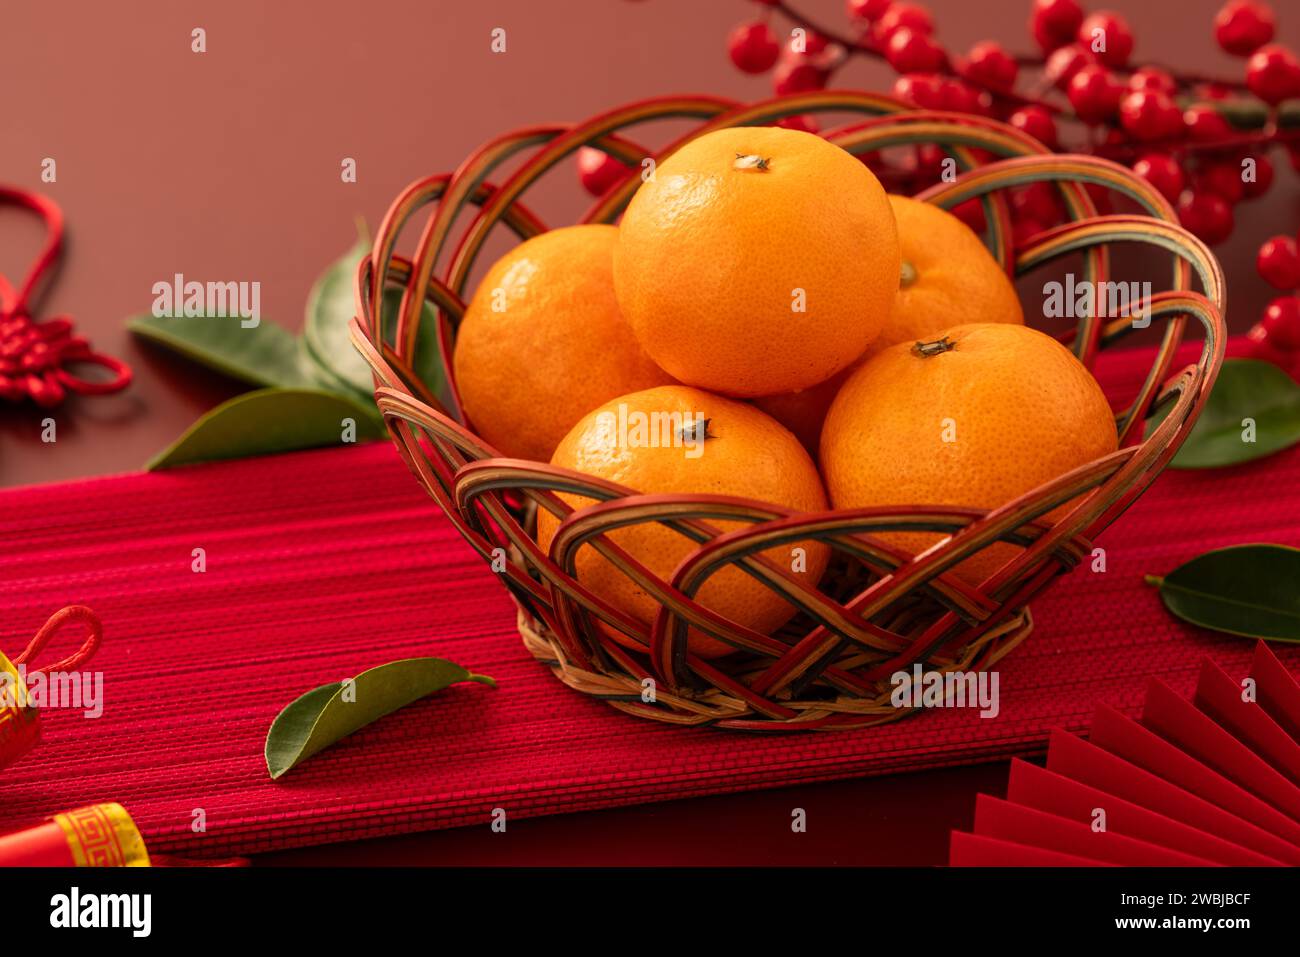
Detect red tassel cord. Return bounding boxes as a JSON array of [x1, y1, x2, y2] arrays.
[[13, 605, 104, 678], [0, 606, 104, 772], [0, 186, 130, 406]]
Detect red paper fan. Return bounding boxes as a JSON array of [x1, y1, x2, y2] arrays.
[[951, 641, 1300, 866]]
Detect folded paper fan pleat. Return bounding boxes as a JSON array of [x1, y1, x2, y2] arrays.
[[1088, 704, 1300, 848], [953, 643, 1300, 866], [950, 831, 1111, 867], [972, 794, 1216, 866], [1005, 758, 1282, 866], [1252, 642, 1300, 740], [1195, 659, 1300, 785], [1142, 678, 1300, 821]]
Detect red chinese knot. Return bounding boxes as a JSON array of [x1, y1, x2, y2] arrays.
[[0, 187, 130, 407]]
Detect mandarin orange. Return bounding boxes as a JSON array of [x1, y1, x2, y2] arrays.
[[873, 195, 1023, 358], [537, 385, 829, 658], [612, 127, 898, 397], [819, 324, 1118, 585], [452, 224, 673, 462], [755, 194, 1024, 454]]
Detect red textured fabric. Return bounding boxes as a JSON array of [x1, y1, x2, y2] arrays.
[[0, 342, 1298, 858]]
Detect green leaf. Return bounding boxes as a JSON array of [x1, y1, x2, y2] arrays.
[[265, 657, 495, 779], [128, 313, 321, 389], [303, 227, 373, 400], [146, 388, 384, 470], [1145, 544, 1300, 643], [1151, 359, 1300, 469], [303, 229, 449, 407]]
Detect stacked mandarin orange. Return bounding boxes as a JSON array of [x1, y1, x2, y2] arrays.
[[452, 126, 1117, 659]]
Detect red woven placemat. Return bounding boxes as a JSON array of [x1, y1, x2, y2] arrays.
[[1, 343, 1297, 857]]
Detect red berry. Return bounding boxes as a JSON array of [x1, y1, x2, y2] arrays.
[[1013, 181, 1065, 226], [1214, 0, 1275, 57], [1243, 153, 1274, 199], [576, 147, 628, 197], [786, 28, 830, 58], [877, 3, 935, 40], [1240, 321, 1299, 367], [1178, 190, 1234, 245], [1246, 44, 1300, 105], [886, 27, 946, 74], [1257, 235, 1300, 289], [1008, 105, 1058, 147], [1119, 90, 1184, 141], [906, 144, 948, 185], [1197, 83, 1235, 101], [1012, 216, 1048, 250], [728, 21, 780, 74], [1197, 160, 1246, 204], [1068, 65, 1123, 123], [847, 0, 891, 21], [1029, 0, 1084, 54], [1044, 44, 1093, 89], [1182, 103, 1233, 142], [951, 197, 987, 233], [937, 78, 984, 112], [1262, 296, 1300, 350], [1078, 11, 1134, 67], [1101, 126, 1128, 148], [1132, 153, 1185, 204], [775, 114, 820, 134], [1128, 66, 1176, 95], [772, 59, 827, 94], [857, 150, 884, 173], [965, 40, 1018, 90], [1240, 321, 1300, 369], [1084, 182, 1114, 214], [892, 72, 946, 107]]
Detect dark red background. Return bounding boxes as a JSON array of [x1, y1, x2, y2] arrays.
[[0, 0, 1296, 865]]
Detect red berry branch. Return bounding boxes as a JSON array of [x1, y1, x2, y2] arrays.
[[714, 0, 1300, 243], [720, 0, 1300, 370], [1249, 233, 1300, 370]]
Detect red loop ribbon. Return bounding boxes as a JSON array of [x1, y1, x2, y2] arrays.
[[13, 605, 103, 678]]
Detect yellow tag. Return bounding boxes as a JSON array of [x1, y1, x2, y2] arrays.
[[53, 803, 151, 867], [0, 649, 39, 770]]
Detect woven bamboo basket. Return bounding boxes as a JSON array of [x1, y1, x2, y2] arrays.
[[350, 92, 1226, 731]]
